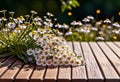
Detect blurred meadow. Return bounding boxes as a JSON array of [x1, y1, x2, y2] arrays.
[[1, 0, 120, 23], [0, 0, 120, 41]]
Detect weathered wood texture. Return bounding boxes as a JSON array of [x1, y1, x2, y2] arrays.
[[0, 42, 120, 82]]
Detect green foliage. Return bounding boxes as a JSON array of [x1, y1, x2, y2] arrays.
[[0, 10, 38, 63], [61, 0, 80, 12]]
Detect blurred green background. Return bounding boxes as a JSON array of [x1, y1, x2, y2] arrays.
[[0, 0, 120, 23]]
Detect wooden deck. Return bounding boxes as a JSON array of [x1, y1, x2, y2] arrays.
[[0, 42, 120, 82]]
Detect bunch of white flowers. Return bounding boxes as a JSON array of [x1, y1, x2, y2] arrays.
[[27, 29, 84, 66]]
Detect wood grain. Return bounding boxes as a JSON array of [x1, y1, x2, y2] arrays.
[[58, 66, 71, 82], [44, 66, 58, 82], [0, 42, 119, 82], [30, 66, 46, 82], [0, 60, 24, 82], [89, 42, 119, 82], [98, 42, 120, 76], [0, 57, 17, 77], [106, 42, 120, 58], [72, 42, 87, 82], [81, 42, 103, 82], [15, 64, 35, 82]]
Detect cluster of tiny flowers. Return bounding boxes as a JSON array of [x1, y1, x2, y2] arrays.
[[70, 16, 120, 41], [27, 31, 84, 66]]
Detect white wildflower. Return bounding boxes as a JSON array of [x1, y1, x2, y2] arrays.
[[96, 37, 105, 41], [65, 31, 72, 36], [87, 16, 94, 20], [104, 18, 111, 23], [8, 22, 16, 29], [82, 18, 90, 22], [27, 49, 34, 56], [112, 22, 120, 28]]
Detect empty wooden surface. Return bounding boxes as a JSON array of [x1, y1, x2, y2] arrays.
[[0, 42, 120, 82]]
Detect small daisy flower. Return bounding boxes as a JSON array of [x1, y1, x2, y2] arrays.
[[39, 55, 46, 61], [14, 27, 21, 33], [63, 23, 69, 29], [70, 59, 74, 65], [18, 24, 27, 29], [64, 60, 70, 66], [52, 37, 60, 44], [27, 49, 34, 56], [53, 60, 58, 66], [9, 11, 15, 16], [62, 54, 67, 59], [36, 40, 42, 46], [55, 23, 62, 28], [42, 61, 47, 66], [36, 59, 42, 65], [82, 18, 90, 22], [54, 47, 61, 52], [34, 16, 42, 22], [112, 30, 119, 34], [47, 12, 54, 17], [104, 18, 111, 23], [37, 28, 46, 34], [112, 22, 120, 28], [66, 56, 71, 61], [95, 21, 102, 26], [44, 46, 50, 51], [33, 50, 39, 56], [45, 18, 52, 22], [87, 16, 94, 20], [96, 37, 105, 41], [53, 56, 58, 61], [71, 21, 76, 25], [55, 53, 61, 58], [65, 31, 72, 36], [31, 10, 37, 15], [33, 34, 39, 40], [75, 60, 81, 66], [39, 51, 44, 55], [1, 17, 7, 21], [43, 51, 50, 56], [46, 60, 52, 66], [8, 22, 16, 29], [2, 28, 10, 32], [91, 27, 98, 31], [35, 21, 42, 26], [59, 60, 64, 66]]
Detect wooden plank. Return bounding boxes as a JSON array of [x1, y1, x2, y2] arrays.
[[114, 42, 120, 48], [57, 42, 71, 82], [30, 66, 46, 82], [89, 42, 119, 82], [15, 64, 35, 82], [44, 66, 58, 82], [98, 42, 120, 76], [72, 42, 87, 82], [0, 57, 17, 77], [0, 60, 24, 82], [0, 57, 7, 68], [106, 42, 120, 58], [0, 57, 6, 62], [81, 42, 103, 82], [57, 66, 71, 82]]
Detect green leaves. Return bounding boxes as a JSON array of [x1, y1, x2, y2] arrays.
[[61, 0, 80, 12], [17, 52, 28, 63], [0, 52, 15, 57]]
